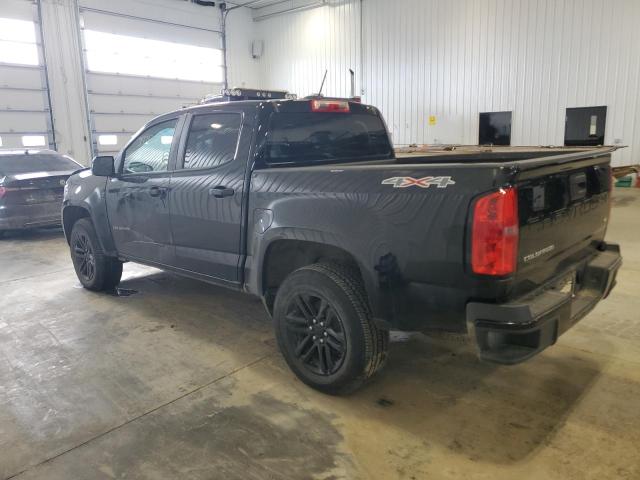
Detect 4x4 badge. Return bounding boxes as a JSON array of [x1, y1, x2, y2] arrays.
[[382, 176, 456, 189]]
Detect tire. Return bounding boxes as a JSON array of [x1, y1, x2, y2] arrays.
[[70, 218, 122, 291], [273, 262, 389, 395]]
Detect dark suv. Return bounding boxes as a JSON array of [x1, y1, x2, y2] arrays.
[[0, 149, 80, 235]]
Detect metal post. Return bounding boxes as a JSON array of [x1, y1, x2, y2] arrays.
[[35, 0, 57, 151], [73, 0, 96, 160], [221, 5, 229, 90]]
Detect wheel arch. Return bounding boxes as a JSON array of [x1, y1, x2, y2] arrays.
[[62, 204, 117, 256], [259, 238, 374, 316], [62, 205, 91, 245]]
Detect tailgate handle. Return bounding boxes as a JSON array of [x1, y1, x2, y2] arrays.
[[569, 172, 587, 201]]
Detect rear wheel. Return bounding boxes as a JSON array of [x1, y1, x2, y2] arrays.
[[274, 263, 388, 395], [70, 218, 122, 291]]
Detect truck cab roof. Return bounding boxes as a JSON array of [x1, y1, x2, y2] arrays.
[[150, 98, 381, 129]]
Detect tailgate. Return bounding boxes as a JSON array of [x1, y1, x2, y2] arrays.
[[513, 153, 612, 295]]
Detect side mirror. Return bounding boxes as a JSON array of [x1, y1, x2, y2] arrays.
[[91, 156, 115, 177]]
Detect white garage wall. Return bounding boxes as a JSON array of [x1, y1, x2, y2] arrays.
[[254, 0, 640, 167], [256, 0, 361, 98], [227, 6, 262, 89]]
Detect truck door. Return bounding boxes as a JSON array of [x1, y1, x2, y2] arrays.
[[105, 117, 180, 265], [168, 111, 248, 283]]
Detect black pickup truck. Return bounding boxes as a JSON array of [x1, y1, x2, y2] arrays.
[[62, 98, 622, 394]]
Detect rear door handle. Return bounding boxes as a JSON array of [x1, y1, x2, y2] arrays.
[[209, 186, 235, 198]]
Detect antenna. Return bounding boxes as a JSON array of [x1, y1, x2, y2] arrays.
[[317, 70, 328, 97], [349, 68, 355, 98]]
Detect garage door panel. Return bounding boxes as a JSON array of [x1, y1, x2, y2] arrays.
[[0, 90, 48, 111], [93, 134, 129, 153], [92, 115, 149, 134], [0, 132, 49, 148], [80, 8, 222, 156], [0, 112, 48, 132], [3, 0, 36, 18], [86, 73, 217, 100], [92, 112, 158, 131], [89, 95, 198, 115], [0, 5, 54, 150], [0, 66, 45, 89], [80, 10, 222, 50]]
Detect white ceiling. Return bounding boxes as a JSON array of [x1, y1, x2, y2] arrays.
[[209, 0, 293, 9]]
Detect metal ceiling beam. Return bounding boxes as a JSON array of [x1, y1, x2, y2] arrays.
[[184, 0, 278, 10], [249, 0, 297, 11], [227, 0, 267, 10], [194, 0, 294, 10], [253, 0, 326, 22]]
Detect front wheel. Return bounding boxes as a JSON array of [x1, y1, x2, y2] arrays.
[[273, 263, 388, 395], [70, 218, 122, 291]]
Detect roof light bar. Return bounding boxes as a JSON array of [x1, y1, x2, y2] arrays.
[[202, 88, 293, 104], [311, 99, 350, 113]]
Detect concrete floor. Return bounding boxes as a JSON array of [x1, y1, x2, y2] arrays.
[[1, 189, 639, 480]]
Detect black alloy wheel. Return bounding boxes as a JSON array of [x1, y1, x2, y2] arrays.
[[273, 263, 389, 395], [69, 218, 122, 291], [72, 231, 96, 283], [283, 292, 347, 376]]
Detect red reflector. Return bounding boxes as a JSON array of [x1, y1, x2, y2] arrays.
[[471, 187, 519, 276], [310, 99, 350, 113]]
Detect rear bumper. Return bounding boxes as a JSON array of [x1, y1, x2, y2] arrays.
[[0, 202, 62, 230], [466, 243, 622, 364]]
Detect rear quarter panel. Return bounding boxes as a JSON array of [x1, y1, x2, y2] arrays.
[[246, 162, 514, 331]]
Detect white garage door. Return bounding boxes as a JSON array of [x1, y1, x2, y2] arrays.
[[0, 1, 55, 150], [78, 5, 225, 157]]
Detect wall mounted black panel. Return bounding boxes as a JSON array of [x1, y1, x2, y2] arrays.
[[479, 111, 512, 146], [565, 106, 606, 146]]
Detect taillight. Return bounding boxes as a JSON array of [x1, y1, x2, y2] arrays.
[[310, 99, 350, 113], [471, 187, 519, 276]]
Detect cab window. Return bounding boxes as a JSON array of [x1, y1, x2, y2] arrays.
[[182, 113, 241, 170], [122, 119, 177, 174]]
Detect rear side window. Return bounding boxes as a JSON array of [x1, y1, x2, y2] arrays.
[[264, 112, 393, 166], [122, 119, 177, 174], [182, 113, 241, 170]]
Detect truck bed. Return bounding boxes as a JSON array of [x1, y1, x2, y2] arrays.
[[395, 145, 616, 165]]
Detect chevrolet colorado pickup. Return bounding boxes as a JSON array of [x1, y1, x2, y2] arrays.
[[62, 97, 622, 394]]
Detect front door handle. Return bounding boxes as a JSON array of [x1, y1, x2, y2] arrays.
[[209, 186, 235, 198], [149, 186, 166, 198]]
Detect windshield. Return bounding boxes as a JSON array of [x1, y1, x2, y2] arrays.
[[0, 153, 80, 176], [264, 112, 393, 166]]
